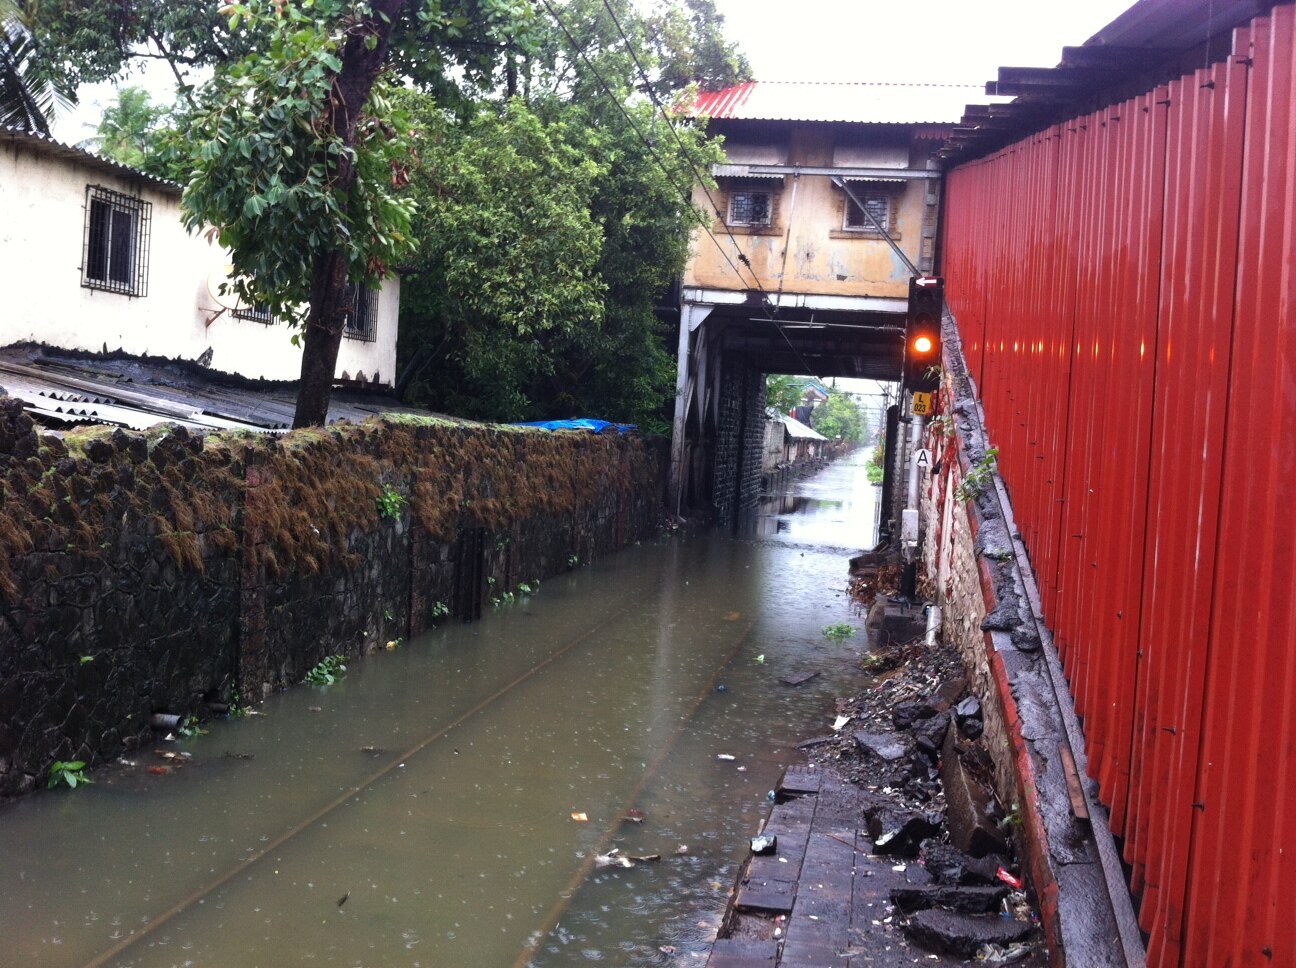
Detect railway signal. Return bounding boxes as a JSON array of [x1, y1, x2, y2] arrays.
[[904, 276, 943, 393]]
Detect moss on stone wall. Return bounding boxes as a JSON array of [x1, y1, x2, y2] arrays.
[[0, 400, 662, 798]]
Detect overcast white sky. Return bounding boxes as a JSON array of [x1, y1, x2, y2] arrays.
[[711, 0, 1137, 85]]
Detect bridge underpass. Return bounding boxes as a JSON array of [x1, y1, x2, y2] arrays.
[[668, 290, 906, 527]]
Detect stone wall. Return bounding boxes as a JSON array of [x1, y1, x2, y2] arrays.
[[918, 323, 1124, 966], [0, 401, 663, 798], [712, 361, 766, 529]]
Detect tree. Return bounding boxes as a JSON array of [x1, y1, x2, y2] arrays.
[[812, 388, 867, 444], [0, 4, 73, 133], [81, 85, 168, 168], [27, 0, 532, 427], [766, 375, 803, 415], [396, 94, 607, 420], [396, 0, 734, 429]]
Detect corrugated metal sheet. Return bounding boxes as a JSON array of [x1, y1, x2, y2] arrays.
[[0, 349, 432, 434], [0, 123, 181, 194], [940, 6, 1296, 966], [687, 81, 982, 125]]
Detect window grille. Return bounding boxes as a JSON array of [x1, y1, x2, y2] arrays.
[[344, 284, 378, 342], [234, 302, 275, 325], [844, 194, 892, 233], [728, 190, 772, 227], [82, 186, 151, 296]]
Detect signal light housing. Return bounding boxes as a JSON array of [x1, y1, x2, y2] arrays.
[[904, 276, 944, 392]]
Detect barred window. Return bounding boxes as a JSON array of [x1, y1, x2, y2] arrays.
[[728, 190, 772, 227], [844, 194, 894, 234], [344, 284, 378, 342], [82, 186, 150, 296]]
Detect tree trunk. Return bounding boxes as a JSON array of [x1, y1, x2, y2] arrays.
[[292, 0, 407, 428]]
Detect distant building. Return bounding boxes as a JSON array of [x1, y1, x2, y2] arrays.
[[0, 124, 398, 386]]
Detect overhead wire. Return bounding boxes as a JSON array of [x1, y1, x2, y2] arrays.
[[535, 0, 761, 296], [586, 0, 826, 381]]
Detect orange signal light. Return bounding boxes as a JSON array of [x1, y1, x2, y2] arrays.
[[912, 334, 935, 354]]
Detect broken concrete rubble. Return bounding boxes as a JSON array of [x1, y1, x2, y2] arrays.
[[903, 908, 1034, 958]]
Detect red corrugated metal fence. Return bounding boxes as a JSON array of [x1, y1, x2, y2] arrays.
[[941, 7, 1295, 966]]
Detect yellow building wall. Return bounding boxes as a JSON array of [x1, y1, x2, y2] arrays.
[[685, 125, 933, 299]]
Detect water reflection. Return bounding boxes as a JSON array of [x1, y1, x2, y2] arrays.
[[0, 453, 878, 968]]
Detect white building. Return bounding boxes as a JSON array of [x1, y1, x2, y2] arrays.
[[0, 125, 398, 385]]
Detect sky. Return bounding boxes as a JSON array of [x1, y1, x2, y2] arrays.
[[711, 0, 1137, 85]]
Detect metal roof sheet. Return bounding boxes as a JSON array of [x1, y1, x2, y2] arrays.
[[0, 346, 436, 434], [0, 124, 181, 195], [687, 81, 982, 125]]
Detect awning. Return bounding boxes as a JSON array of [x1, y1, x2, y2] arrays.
[[712, 163, 786, 181], [841, 176, 906, 185]]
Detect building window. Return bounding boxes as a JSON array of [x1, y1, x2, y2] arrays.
[[344, 284, 378, 342], [728, 190, 773, 228], [839, 187, 902, 237], [844, 193, 893, 233], [82, 186, 151, 296]]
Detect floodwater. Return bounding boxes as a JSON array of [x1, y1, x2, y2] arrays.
[[0, 453, 879, 968]]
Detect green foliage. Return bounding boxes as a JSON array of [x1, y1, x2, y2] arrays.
[[955, 447, 999, 502], [83, 85, 170, 169], [48, 760, 91, 789], [1, 10, 74, 133], [179, 1, 417, 325], [376, 482, 406, 519], [866, 442, 885, 484], [812, 388, 868, 444], [431, 600, 450, 619], [566, 554, 580, 568], [397, 0, 729, 428], [765, 375, 803, 415], [304, 654, 347, 685], [822, 622, 855, 642]]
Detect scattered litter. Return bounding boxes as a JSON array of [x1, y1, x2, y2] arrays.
[[724, 612, 742, 621], [570, 812, 588, 822], [996, 867, 1023, 889], [754, 654, 766, 664], [779, 671, 821, 687], [629, 854, 661, 863], [308, 706, 322, 712], [736, 766, 748, 773], [832, 715, 850, 731], [624, 808, 645, 823], [892, 864, 907, 872], [594, 849, 633, 869], [676, 845, 689, 855], [659, 945, 677, 955], [750, 834, 777, 855], [337, 892, 349, 908], [146, 766, 168, 775], [976, 942, 1032, 963], [717, 754, 736, 761]]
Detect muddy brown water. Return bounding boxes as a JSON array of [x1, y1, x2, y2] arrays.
[[0, 454, 880, 967]]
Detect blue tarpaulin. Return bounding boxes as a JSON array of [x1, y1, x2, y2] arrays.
[[513, 418, 636, 434]]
